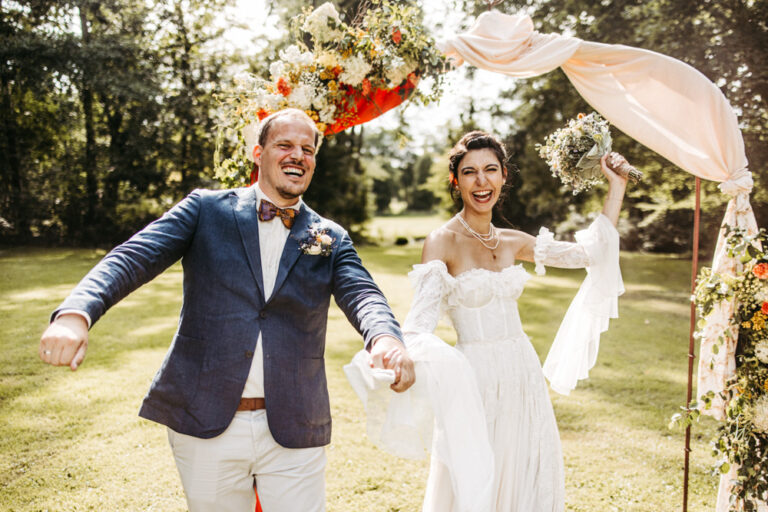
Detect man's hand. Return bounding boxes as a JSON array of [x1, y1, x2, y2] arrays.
[[369, 335, 415, 393], [39, 314, 89, 371]]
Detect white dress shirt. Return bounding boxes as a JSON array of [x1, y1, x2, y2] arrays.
[[241, 184, 303, 398]]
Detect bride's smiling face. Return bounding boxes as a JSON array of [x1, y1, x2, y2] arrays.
[[456, 148, 507, 214]]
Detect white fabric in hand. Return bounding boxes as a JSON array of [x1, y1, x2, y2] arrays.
[[344, 334, 494, 512]]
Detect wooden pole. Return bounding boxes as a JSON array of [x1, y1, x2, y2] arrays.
[[683, 176, 702, 512]]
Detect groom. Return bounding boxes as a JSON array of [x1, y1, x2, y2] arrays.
[[38, 108, 414, 511]]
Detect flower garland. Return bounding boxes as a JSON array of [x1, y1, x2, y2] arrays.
[[214, 0, 447, 187], [673, 227, 768, 509]]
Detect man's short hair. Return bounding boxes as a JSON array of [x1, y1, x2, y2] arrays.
[[257, 108, 323, 150]]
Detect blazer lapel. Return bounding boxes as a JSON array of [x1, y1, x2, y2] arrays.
[[231, 187, 265, 300], [268, 203, 313, 303]]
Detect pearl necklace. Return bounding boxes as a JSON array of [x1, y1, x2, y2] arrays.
[[456, 213, 500, 250]]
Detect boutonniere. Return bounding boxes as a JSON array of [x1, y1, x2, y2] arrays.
[[299, 224, 335, 256]]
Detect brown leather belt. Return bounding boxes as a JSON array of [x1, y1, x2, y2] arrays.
[[237, 397, 266, 411]]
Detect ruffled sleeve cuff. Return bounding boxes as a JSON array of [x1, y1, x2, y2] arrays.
[[542, 214, 625, 395], [533, 227, 555, 275]]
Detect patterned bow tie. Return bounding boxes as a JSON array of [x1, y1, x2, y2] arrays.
[[258, 199, 297, 229]]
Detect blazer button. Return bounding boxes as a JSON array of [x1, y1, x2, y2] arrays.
[[259, 310, 267, 319], [245, 350, 254, 358]]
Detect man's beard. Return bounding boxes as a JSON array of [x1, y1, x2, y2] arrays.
[[276, 183, 306, 200]]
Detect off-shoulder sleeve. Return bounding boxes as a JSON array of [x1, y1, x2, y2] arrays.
[[540, 214, 625, 395], [402, 259, 452, 335]]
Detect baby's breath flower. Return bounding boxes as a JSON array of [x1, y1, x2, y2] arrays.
[[757, 340, 768, 365], [750, 395, 768, 433]]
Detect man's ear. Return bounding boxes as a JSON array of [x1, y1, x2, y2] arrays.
[[252, 146, 262, 165]]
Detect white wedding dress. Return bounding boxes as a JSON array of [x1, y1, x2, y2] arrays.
[[345, 214, 623, 512]]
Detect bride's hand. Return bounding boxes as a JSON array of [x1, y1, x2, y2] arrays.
[[601, 152, 630, 190], [370, 336, 416, 392], [600, 152, 629, 226]]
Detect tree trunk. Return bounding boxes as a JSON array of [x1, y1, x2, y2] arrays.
[[174, 2, 193, 187], [79, 5, 98, 243], [0, 73, 30, 240]]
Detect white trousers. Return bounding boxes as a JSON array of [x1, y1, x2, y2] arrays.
[[167, 410, 326, 512]]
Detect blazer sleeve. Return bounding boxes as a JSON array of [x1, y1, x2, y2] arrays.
[[330, 231, 403, 349], [52, 190, 203, 326]]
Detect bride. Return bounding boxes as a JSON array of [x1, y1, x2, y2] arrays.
[[402, 130, 628, 511], [346, 130, 628, 511]]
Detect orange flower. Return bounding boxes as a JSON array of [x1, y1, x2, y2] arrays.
[[392, 27, 402, 45], [763, 301, 768, 315], [277, 77, 291, 97], [362, 78, 371, 96], [577, 113, 585, 119], [257, 109, 270, 121], [753, 263, 768, 279]]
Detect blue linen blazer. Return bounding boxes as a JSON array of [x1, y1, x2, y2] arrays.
[[53, 187, 402, 448]]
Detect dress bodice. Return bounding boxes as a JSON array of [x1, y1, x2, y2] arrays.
[[403, 260, 531, 345], [402, 214, 623, 395]]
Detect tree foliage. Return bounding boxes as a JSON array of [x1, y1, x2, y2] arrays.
[[1, 0, 236, 245], [2, 0, 764, 249], [455, 0, 767, 252]]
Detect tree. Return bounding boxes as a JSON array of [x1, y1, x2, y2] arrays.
[[456, 0, 767, 251], [0, 0, 238, 245]]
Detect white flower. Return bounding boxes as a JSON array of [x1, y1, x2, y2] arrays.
[[306, 244, 322, 255], [339, 55, 372, 87], [316, 52, 338, 69], [756, 340, 768, 365], [318, 105, 336, 123], [287, 84, 313, 110], [385, 57, 416, 87], [269, 61, 285, 81], [312, 93, 328, 111], [264, 93, 283, 111], [302, 3, 343, 42], [280, 45, 313, 67], [751, 395, 768, 433], [319, 233, 333, 245]]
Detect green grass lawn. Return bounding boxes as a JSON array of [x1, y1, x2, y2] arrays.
[[0, 238, 721, 511]]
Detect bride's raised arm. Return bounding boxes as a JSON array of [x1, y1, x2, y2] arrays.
[[524, 153, 630, 394], [515, 152, 628, 274]]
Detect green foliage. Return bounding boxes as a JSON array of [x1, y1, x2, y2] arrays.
[[1, 0, 237, 246], [686, 227, 768, 508]]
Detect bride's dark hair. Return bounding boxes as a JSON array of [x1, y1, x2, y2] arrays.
[[447, 131, 513, 210]]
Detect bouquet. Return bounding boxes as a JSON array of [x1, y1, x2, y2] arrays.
[[214, 0, 447, 186], [536, 112, 642, 194], [674, 227, 768, 508]]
